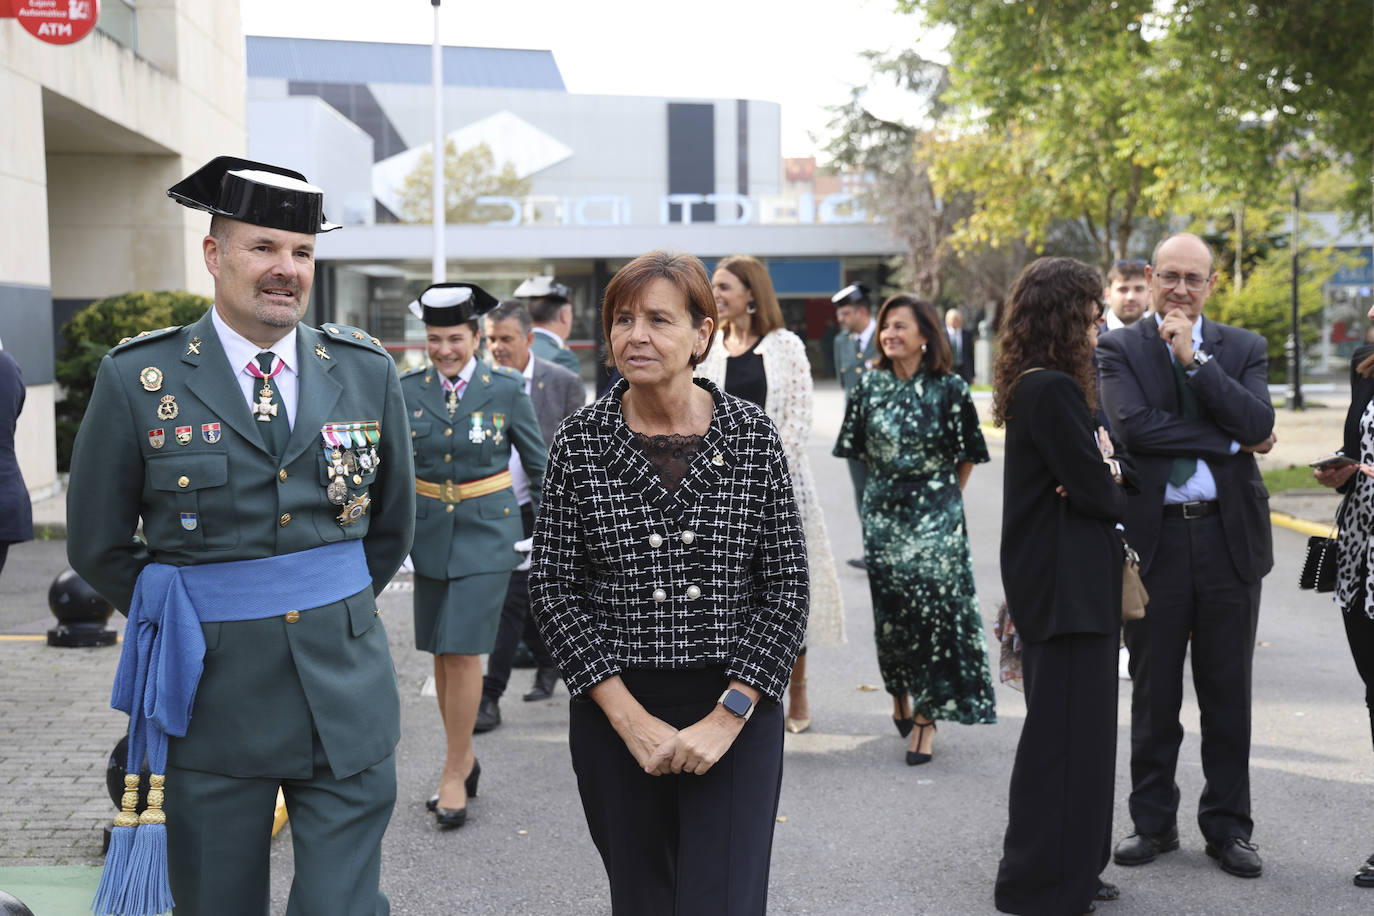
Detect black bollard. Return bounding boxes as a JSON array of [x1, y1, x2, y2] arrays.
[[47, 567, 117, 648], [0, 890, 36, 916]]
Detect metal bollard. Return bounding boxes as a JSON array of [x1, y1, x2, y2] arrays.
[[47, 567, 117, 647], [0, 890, 36, 916]]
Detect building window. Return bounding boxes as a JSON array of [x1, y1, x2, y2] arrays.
[[96, 0, 137, 53]]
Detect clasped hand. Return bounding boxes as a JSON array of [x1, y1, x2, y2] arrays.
[[620, 707, 744, 777]]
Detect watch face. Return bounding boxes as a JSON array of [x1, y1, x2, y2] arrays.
[[722, 689, 752, 717]]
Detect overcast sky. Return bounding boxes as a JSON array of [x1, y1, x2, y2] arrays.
[[239, 0, 947, 160]]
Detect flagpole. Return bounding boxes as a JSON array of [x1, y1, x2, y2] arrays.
[[431, 0, 445, 283]]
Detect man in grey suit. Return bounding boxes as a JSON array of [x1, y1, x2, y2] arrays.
[[477, 300, 584, 730]]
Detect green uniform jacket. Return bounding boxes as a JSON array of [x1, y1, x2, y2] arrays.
[[531, 330, 581, 378], [66, 309, 415, 780], [402, 359, 546, 580], [834, 326, 879, 396]]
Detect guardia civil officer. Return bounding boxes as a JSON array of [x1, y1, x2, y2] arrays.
[[403, 284, 546, 828], [514, 275, 582, 377], [67, 157, 415, 916], [832, 282, 878, 570]]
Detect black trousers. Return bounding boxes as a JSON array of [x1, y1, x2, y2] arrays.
[[483, 503, 556, 702], [568, 669, 784, 916], [995, 631, 1117, 915], [1340, 587, 1374, 754], [1124, 513, 1262, 843]]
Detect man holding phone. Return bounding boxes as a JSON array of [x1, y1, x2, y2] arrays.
[[1098, 233, 1276, 881]]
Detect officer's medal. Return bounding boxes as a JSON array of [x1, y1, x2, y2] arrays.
[[468, 412, 485, 444], [446, 386, 459, 419], [253, 381, 278, 422], [492, 413, 505, 445]]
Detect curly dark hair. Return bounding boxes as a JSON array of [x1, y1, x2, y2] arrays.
[[991, 257, 1103, 426]]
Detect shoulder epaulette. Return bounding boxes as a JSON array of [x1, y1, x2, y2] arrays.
[[110, 326, 181, 353], [400, 365, 427, 379], [321, 323, 386, 352], [492, 365, 519, 377]]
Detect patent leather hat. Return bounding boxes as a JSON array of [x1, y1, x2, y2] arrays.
[[831, 282, 871, 308], [407, 283, 500, 326], [168, 156, 341, 234]]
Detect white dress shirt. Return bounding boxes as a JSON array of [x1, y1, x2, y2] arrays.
[[856, 318, 877, 356], [212, 307, 298, 427]]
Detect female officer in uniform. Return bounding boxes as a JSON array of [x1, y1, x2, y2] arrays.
[[403, 283, 547, 828]]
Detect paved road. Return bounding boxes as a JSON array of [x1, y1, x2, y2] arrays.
[[2, 386, 1371, 914]]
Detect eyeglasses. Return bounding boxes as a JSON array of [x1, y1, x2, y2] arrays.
[[1154, 271, 1211, 292]]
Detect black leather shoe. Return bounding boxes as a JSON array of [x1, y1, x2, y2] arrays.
[[1206, 837, 1262, 878], [434, 805, 467, 829], [846, 557, 867, 570], [427, 759, 479, 811], [473, 696, 500, 733], [523, 667, 559, 702], [1354, 852, 1374, 888], [1094, 881, 1120, 901], [1112, 827, 1179, 866]]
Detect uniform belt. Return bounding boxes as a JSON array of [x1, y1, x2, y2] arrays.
[[1162, 500, 1218, 519], [415, 470, 512, 503]]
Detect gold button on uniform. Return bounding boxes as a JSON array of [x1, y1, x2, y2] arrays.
[[280, 513, 292, 527], [443, 454, 451, 462], [278, 469, 288, 482], [444, 428, 453, 437], [285, 610, 300, 623], [445, 504, 454, 513], [353, 474, 362, 485], [177, 476, 189, 488], [503, 507, 510, 514]]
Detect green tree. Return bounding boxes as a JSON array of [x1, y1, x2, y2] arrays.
[[56, 290, 212, 470], [395, 141, 531, 224]]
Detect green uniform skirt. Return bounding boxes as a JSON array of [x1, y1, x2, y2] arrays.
[[412, 570, 512, 655]]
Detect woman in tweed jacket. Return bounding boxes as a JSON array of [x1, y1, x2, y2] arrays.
[[530, 250, 809, 915]]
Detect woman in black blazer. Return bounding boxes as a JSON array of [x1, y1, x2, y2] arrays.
[[530, 250, 809, 914], [1311, 339, 1374, 890], [991, 257, 1128, 915]]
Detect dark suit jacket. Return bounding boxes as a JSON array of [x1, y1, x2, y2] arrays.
[[948, 327, 976, 383], [1097, 315, 1274, 583], [0, 351, 33, 544], [1001, 369, 1126, 642], [529, 356, 584, 445]]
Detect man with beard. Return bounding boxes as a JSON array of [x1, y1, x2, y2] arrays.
[[68, 156, 414, 915]]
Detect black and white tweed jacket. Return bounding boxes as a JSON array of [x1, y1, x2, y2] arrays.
[[530, 377, 809, 702]]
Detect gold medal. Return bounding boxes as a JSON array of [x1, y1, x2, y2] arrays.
[[139, 367, 163, 392], [337, 493, 371, 526], [157, 394, 179, 421]]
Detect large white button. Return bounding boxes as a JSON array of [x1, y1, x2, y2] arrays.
[[648, 533, 663, 548], [680, 530, 695, 545], [685, 585, 701, 599], [652, 588, 667, 602]]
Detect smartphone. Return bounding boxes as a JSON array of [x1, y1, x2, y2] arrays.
[[1310, 453, 1358, 470]]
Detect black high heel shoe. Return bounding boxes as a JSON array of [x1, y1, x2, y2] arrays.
[[905, 719, 936, 766], [427, 758, 481, 812], [893, 695, 914, 738]]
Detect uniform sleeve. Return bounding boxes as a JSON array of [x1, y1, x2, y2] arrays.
[[832, 373, 868, 460], [528, 429, 619, 695], [947, 375, 990, 465], [362, 355, 416, 593], [66, 354, 151, 613], [726, 423, 809, 701]]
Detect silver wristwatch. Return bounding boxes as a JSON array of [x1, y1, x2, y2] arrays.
[[1188, 350, 1211, 371]]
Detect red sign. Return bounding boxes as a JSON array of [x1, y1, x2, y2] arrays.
[[9, 0, 101, 45]]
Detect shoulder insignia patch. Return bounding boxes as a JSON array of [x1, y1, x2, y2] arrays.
[[110, 326, 181, 353], [320, 323, 385, 352]]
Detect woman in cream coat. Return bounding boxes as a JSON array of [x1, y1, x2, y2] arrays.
[[697, 254, 845, 733]]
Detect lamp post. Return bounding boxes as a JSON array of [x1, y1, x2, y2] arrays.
[[431, 0, 444, 283], [1287, 180, 1303, 410]]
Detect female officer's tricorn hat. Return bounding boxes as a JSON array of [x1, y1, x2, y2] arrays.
[[167, 156, 342, 234], [407, 283, 500, 326], [831, 282, 871, 308]]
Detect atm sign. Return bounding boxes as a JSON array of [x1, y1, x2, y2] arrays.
[[9, 0, 101, 46]]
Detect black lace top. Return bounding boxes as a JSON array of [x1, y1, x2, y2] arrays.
[[629, 432, 707, 491]]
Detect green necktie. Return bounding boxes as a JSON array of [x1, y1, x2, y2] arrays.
[[1168, 357, 1198, 486], [252, 351, 289, 459]]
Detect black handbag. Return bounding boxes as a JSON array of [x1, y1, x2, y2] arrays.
[[1299, 495, 1347, 592]]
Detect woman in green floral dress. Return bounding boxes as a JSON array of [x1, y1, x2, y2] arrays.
[[834, 294, 996, 764]]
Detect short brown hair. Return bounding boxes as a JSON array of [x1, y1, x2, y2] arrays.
[[874, 295, 951, 375], [715, 255, 784, 337], [1106, 259, 1146, 285], [601, 250, 718, 368]]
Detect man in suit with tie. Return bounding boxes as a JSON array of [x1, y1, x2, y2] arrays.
[[832, 282, 879, 570], [945, 308, 976, 383], [67, 157, 414, 914], [515, 275, 582, 379], [1097, 232, 1275, 880], [475, 300, 584, 731]]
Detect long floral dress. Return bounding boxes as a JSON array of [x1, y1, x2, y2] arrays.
[[833, 366, 997, 724]]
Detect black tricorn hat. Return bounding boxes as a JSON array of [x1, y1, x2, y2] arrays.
[[407, 283, 500, 326], [831, 282, 871, 308], [167, 156, 341, 234]]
